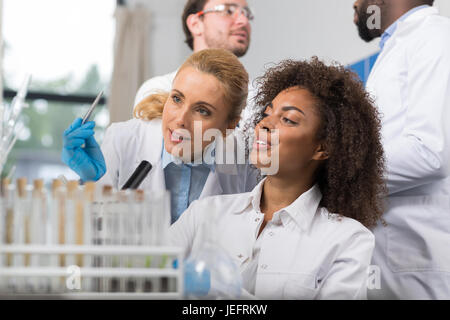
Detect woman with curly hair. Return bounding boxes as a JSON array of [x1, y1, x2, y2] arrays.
[[170, 57, 386, 299]]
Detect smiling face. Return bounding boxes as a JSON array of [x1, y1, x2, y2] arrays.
[[162, 66, 234, 161], [251, 87, 328, 178], [199, 0, 252, 57]]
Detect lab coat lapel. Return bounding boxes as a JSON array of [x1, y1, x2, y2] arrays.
[[140, 158, 165, 192], [136, 119, 166, 192], [368, 35, 397, 85], [199, 170, 223, 199], [369, 7, 437, 86]]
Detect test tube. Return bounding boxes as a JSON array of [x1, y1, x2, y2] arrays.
[[49, 179, 64, 293], [155, 191, 172, 293], [125, 190, 145, 292], [82, 182, 96, 291], [30, 179, 48, 293], [14, 178, 28, 293], [103, 186, 115, 292], [0, 179, 12, 292], [93, 185, 113, 292], [90, 186, 103, 292], [118, 190, 128, 293], [0, 179, 11, 249], [142, 192, 157, 293], [2, 179, 15, 292], [111, 190, 128, 292], [160, 190, 174, 293], [63, 181, 79, 272], [74, 182, 85, 268]]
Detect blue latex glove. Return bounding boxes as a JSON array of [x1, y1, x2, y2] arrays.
[[183, 260, 211, 297], [61, 118, 106, 182]]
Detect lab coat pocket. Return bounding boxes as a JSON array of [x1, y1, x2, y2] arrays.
[[282, 273, 318, 300], [385, 195, 450, 273]]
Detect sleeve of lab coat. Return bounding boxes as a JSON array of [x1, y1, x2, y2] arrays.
[[385, 33, 450, 194], [98, 123, 121, 188], [317, 229, 375, 300]]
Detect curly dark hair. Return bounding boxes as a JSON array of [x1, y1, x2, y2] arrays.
[[254, 57, 386, 228]]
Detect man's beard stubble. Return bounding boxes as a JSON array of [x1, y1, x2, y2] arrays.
[[204, 30, 250, 58], [356, 9, 377, 42], [355, 3, 382, 42]]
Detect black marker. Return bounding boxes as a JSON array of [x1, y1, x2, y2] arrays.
[[121, 161, 153, 190]]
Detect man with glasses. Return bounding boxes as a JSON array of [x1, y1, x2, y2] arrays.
[[134, 0, 255, 122]]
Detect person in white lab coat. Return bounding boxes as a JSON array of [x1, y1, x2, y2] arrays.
[[62, 49, 259, 223], [169, 58, 386, 299], [353, 0, 450, 299], [135, 0, 257, 130]]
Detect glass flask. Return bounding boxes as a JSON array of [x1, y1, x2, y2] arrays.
[[184, 212, 242, 300]]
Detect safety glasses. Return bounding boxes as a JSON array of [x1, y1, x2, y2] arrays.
[[197, 3, 254, 21]]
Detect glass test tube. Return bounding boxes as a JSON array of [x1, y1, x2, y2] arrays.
[[109, 190, 125, 292], [126, 190, 144, 293], [90, 186, 103, 292], [156, 191, 172, 293], [30, 179, 48, 293], [2, 180, 15, 292], [49, 179, 64, 293], [0, 178, 12, 292], [118, 190, 129, 293], [65, 181, 79, 269], [103, 186, 115, 292], [93, 185, 113, 292], [143, 191, 157, 293], [82, 182, 95, 292], [14, 178, 29, 293]]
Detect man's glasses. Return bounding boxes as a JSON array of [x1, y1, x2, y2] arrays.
[[197, 4, 254, 21]]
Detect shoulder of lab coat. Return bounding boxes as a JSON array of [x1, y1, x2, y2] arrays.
[[98, 117, 163, 189], [314, 210, 375, 300], [134, 70, 177, 108], [368, 7, 450, 194], [169, 192, 375, 300]]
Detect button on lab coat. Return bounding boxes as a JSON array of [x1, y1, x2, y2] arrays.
[[366, 7, 450, 299], [98, 118, 260, 200], [169, 179, 375, 300]]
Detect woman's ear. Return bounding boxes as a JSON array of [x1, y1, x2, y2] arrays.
[[313, 143, 329, 161], [186, 13, 204, 38]]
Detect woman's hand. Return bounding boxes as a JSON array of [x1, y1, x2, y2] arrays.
[[61, 118, 106, 182]]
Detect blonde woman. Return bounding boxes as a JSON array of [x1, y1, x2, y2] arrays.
[[62, 49, 259, 223]]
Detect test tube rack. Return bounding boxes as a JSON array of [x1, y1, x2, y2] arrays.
[[0, 178, 181, 299], [0, 245, 184, 299]]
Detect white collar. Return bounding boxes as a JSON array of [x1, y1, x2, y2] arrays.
[[233, 178, 323, 231]]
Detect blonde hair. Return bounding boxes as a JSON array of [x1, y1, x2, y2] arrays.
[[134, 49, 249, 122]]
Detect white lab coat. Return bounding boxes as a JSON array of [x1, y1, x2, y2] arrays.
[[169, 179, 375, 300], [366, 7, 450, 299], [98, 117, 260, 200]]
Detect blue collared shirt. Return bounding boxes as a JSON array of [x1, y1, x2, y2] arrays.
[[379, 5, 430, 51], [162, 142, 215, 224]]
